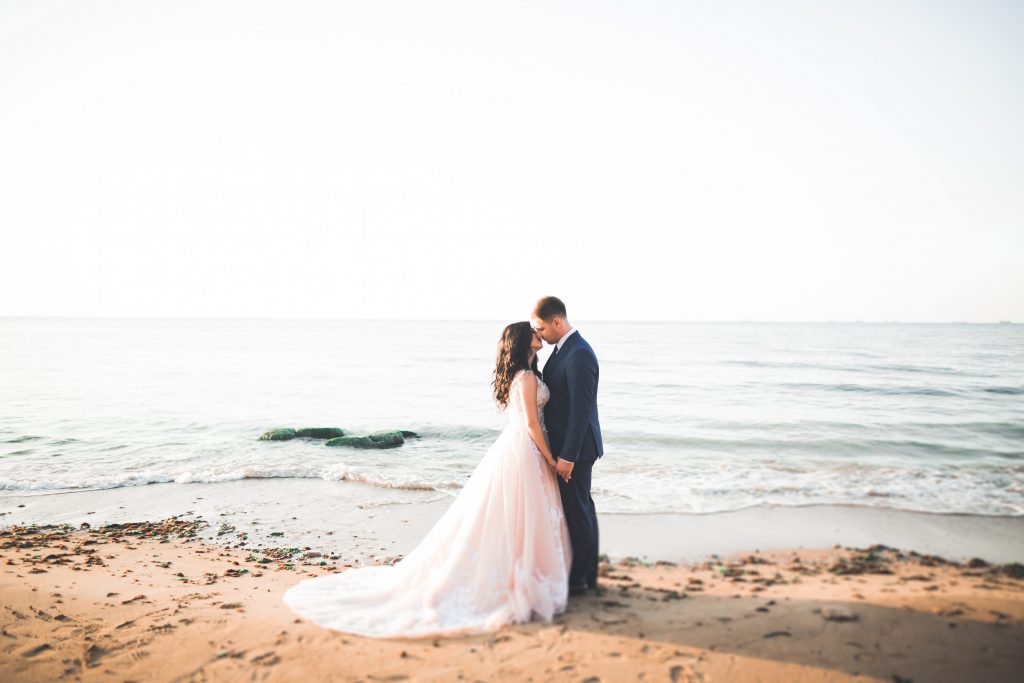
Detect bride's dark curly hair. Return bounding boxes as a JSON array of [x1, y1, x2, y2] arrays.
[[492, 321, 540, 409]]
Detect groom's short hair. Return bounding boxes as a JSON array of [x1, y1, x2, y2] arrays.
[[533, 296, 567, 322]]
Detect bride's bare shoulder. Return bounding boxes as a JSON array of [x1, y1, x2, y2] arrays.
[[514, 368, 539, 388]]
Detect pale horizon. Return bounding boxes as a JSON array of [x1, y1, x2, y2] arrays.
[[0, 314, 1017, 324]]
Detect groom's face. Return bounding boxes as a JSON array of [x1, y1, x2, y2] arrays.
[[530, 316, 562, 345]]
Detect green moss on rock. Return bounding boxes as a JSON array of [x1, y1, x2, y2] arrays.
[[258, 428, 296, 441], [324, 436, 373, 448], [324, 431, 406, 449], [295, 427, 345, 439], [368, 431, 405, 447]]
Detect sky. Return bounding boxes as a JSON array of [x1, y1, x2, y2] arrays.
[[1, 0, 1021, 322]]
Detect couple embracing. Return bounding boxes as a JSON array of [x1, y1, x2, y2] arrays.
[[283, 296, 604, 638]]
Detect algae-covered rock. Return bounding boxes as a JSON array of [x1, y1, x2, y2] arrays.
[[259, 428, 296, 441], [324, 431, 406, 449], [324, 436, 374, 448], [400, 430, 419, 439], [295, 427, 345, 439], [368, 431, 406, 447]]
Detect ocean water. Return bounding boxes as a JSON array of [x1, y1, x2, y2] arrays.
[[1, 318, 1022, 516]]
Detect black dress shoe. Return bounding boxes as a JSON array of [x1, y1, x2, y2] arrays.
[[568, 584, 590, 597]]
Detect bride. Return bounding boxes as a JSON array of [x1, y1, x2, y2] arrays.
[[282, 321, 572, 638]]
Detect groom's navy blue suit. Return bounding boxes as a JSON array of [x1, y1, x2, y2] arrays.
[[541, 330, 603, 589]]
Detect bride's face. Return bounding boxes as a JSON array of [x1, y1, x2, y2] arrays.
[[530, 329, 543, 354]]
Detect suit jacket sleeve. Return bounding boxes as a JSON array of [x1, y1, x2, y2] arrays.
[[558, 349, 598, 463]]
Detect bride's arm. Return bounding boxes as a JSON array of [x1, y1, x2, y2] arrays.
[[517, 372, 557, 468]]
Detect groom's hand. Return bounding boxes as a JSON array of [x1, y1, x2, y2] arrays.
[[555, 458, 574, 483]]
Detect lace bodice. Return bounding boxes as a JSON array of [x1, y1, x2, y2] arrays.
[[508, 369, 549, 431]]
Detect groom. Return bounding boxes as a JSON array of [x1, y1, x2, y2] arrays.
[[531, 296, 604, 596]]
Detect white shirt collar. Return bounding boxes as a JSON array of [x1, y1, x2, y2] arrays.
[[555, 327, 577, 351]]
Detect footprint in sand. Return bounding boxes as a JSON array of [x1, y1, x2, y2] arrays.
[[125, 648, 151, 662], [251, 651, 281, 666], [669, 665, 693, 683], [21, 643, 53, 657], [83, 643, 108, 667]]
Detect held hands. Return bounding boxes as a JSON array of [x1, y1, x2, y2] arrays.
[[555, 458, 575, 483]]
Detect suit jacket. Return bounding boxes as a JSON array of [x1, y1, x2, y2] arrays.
[[541, 331, 604, 464]]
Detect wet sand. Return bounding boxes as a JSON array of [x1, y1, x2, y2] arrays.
[[4, 478, 1024, 566], [2, 516, 1023, 682]]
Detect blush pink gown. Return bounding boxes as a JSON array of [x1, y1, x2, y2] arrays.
[[282, 369, 572, 638]]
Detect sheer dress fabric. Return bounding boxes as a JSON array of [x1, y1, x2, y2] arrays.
[[282, 369, 571, 638]]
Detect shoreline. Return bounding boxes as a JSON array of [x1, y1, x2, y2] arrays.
[[3, 478, 1024, 566], [2, 517, 1022, 682]]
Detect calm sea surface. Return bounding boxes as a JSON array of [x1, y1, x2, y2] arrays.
[[1, 319, 1022, 516]]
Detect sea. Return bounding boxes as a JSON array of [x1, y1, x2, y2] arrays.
[[1, 318, 1022, 517]]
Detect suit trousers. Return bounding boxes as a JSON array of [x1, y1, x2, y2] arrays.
[[556, 430, 600, 588]]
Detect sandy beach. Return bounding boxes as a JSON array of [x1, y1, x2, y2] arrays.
[[2, 507, 1023, 682]]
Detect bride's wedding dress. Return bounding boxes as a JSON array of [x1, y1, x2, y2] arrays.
[[282, 369, 572, 638]]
